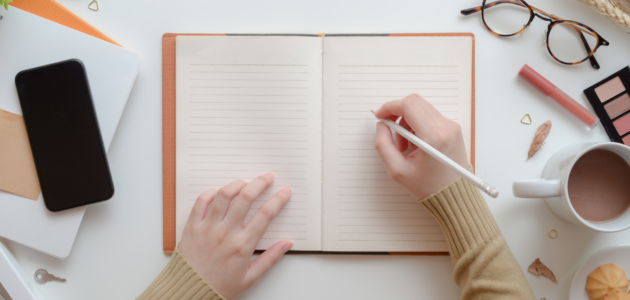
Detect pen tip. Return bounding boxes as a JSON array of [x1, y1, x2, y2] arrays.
[[371, 110, 376, 116], [489, 188, 499, 198]]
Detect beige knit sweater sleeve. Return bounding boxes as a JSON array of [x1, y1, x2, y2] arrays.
[[139, 177, 535, 300], [136, 249, 225, 300], [419, 177, 536, 300]]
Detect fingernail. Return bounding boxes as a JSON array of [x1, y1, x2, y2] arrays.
[[280, 187, 292, 195], [265, 172, 274, 180], [282, 241, 294, 252]]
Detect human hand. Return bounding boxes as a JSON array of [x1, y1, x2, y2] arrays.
[[178, 173, 293, 300], [374, 94, 469, 200]]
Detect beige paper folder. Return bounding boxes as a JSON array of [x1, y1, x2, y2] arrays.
[[0, 109, 40, 200]]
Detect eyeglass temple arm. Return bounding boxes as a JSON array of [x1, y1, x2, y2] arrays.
[[579, 32, 600, 69], [531, 6, 601, 69], [460, 1, 527, 15], [460, 1, 566, 19]]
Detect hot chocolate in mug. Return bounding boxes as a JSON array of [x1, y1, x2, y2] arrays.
[[513, 142, 630, 232]]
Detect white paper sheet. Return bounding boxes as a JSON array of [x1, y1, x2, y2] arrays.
[[322, 36, 473, 251], [176, 36, 323, 250], [175, 35, 474, 252]]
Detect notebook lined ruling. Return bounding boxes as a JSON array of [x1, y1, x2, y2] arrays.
[[163, 33, 475, 254]]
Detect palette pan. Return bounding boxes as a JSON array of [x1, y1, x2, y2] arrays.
[[585, 66, 630, 146]]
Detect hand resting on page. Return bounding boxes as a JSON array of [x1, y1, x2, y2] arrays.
[[178, 172, 293, 300], [374, 93, 469, 200]]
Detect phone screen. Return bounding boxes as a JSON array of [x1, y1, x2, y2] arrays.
[[15, 59, 114, 212]]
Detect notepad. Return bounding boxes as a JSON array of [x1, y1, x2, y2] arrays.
[[167, 34, 475, 252]]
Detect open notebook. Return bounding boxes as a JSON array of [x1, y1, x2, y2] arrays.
[[163, 33, 475, 253]]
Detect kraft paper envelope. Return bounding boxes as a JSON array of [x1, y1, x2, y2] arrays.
[[0, 109, 40, 200]]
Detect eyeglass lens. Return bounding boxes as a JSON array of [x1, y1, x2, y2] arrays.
[[482, 1, 531, 35], [547, 23, 598, 64]]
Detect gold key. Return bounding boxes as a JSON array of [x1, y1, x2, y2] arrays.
[[34, 269, 66, 284]]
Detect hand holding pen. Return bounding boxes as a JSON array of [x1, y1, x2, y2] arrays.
[[374, 94, 498, 200]]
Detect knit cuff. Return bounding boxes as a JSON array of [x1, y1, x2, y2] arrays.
[[418, 175, 501, 262], [136, 249, 225, 300]]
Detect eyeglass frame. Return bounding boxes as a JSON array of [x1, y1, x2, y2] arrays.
[[461, 0, 610, 69]]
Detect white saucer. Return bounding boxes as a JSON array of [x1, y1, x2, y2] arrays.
[[570, 245, 630, 300]]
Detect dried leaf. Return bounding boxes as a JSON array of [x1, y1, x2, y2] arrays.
[[528, 120, 552, 160], [528, 258, 558, 283]]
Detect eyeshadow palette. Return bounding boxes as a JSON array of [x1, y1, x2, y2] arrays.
[[584, 66, 630, 145]]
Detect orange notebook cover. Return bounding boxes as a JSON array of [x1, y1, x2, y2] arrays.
[[162, 33, 475, 255], [10, 0, 119, 46]]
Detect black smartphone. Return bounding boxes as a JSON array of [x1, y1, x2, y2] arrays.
[[15, 59, 114, 212]]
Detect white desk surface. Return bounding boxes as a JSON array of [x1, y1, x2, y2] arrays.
[[6, 0, 630, 299]]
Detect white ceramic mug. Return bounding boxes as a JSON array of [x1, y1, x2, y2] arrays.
[[513, 142, 630, 232]]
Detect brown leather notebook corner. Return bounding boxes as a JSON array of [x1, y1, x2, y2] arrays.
[[162, 33, 475, 255]]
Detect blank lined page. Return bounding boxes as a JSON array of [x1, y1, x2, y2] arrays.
[[322, 36, 473, 252], [176, 36, 323, 251]]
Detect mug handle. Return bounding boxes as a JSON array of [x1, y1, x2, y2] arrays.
[[512, 179, 562, 198]]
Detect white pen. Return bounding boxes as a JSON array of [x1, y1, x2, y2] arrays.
[[372, 111, 499, 198]]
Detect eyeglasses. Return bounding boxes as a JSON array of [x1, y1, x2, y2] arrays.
[[461, 0, 609, 69]]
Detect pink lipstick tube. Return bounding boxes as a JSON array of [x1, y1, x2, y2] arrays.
[[519, 64, 599, 129]]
